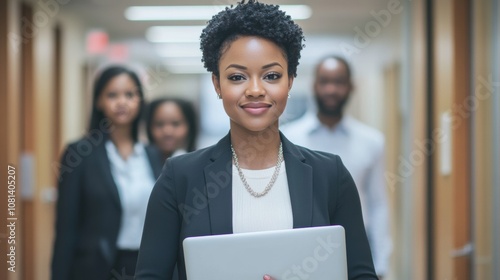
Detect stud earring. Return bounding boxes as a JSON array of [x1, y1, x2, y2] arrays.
[[217, 93, 222, 99], [288, 93, 290, 99]]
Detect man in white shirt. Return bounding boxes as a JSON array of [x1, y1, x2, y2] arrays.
[[282, 56, 392, 279]]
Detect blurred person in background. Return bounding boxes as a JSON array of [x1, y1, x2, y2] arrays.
[[51, 66, 163, 280], [282, 55, 392, 279], [143, 97, 198, 280], [145, 98, 198, 161]]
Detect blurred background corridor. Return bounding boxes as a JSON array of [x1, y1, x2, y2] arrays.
[[1, 0, 499, 279]]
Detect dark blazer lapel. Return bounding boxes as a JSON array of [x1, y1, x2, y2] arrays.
[[145, 145, 164, 178], [95, 141, 122, 211], [204, 133, 233, 235], [280, 132, 313, 228]]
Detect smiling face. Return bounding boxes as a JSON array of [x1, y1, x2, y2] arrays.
[[97, 73, 141, 128], [151, 101, 189, 156], [212, 36, 293, 134]]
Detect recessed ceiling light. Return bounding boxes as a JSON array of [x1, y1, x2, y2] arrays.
[[125, 5, 312, 21], [146, 26, 205, 43]]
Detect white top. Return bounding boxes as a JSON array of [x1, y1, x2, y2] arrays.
[[232, 162, 293, 234], [172, 149, 187, 157], [281, 112, 392, 275], [105, 140, 156, 250]]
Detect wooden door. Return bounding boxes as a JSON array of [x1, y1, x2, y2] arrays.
[[20, 3, 36, 280], [431, 0, 473, 279]]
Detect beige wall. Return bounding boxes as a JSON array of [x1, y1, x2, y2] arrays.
[[409, 1, 428, 279], [346, 17, 402, 132], [384, 1, 428, 279], [32, 16, 56, 279], [1, 0, 21, 280], [382, 62, 400, 280], [59, 11, 86, 145], [472, 0, 494, 278], [433, 0, 455, 278]]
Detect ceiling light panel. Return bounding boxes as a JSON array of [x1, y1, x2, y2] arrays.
[[126, 5, 312, 21], [146, 26, 205, 43]]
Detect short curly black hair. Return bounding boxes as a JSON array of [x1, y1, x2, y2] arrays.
[[200, 0, 305, 78]]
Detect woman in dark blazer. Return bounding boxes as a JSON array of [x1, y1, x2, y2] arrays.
[[136, 1, 378, 279], [51, 66, 163, 280]]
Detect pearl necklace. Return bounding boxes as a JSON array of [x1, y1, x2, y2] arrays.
[[230, 142, 283, 198]]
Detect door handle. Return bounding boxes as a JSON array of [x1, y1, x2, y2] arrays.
[[450, 242, 473, 258]]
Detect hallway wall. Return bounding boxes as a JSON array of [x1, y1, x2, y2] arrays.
[[0, 1, 22, 279], [472, 0, 496, 278]]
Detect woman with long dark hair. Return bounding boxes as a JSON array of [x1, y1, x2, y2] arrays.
[[52, 66, 162, 280]]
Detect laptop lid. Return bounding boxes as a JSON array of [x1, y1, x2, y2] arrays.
[[183, 225, 347, 280]]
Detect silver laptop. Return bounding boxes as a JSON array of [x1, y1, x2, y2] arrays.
[[183, 225, 347, 280]]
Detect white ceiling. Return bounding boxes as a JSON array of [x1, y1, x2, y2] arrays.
[[62, 0, 392, 40], [58, 0, 403, 133], [60, 0, 401, 74]]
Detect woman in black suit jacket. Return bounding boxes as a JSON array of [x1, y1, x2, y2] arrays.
[[136, 1, 378, 279], [51, 66, 163, 280]]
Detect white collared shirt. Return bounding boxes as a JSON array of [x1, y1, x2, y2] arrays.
[[281, 112, 391, 275], [105, 140, 156, 250]]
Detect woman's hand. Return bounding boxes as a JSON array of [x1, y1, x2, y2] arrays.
[[263, 275, 274, 280]]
